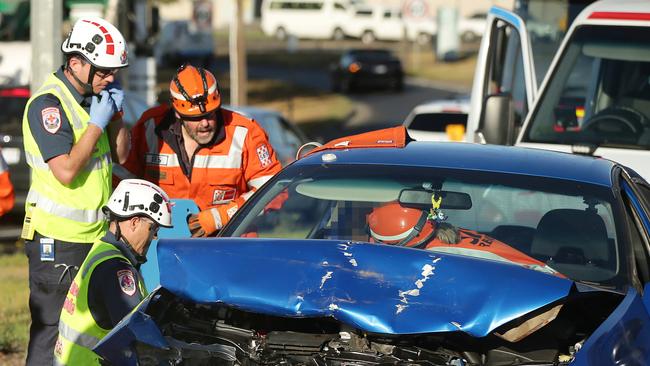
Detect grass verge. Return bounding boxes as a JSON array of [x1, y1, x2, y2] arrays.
[[0, 252, 28, 361]]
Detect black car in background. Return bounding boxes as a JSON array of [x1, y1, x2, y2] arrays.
[[330, 49, 404, 93]]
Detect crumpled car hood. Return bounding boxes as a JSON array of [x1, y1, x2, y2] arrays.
[[157, 238, 573, 336]]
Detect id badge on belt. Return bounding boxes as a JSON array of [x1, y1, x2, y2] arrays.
[[40, 238, 54, 262]]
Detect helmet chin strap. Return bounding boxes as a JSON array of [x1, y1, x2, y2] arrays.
[[67, 60, 96, 95]]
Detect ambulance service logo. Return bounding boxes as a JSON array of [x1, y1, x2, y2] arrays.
[[117, 269, 136, 296], [41, 107, 62, 134]]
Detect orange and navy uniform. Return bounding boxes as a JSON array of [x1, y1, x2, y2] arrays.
[[0, 149, 15, 217], [116, 105, 281, 231]]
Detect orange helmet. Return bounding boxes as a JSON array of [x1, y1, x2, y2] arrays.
[[170, 64, 221, 117], [368, 202, 435, 247]]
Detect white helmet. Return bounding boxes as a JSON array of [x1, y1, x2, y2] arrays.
[[61, 17, 128, 69], [103, 179, 173, 228]]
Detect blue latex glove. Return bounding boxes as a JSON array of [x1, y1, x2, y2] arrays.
[[107, 82, 124, 112], [89, 90, 116, 131]]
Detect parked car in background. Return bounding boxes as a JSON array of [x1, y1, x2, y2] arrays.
[[330, 48, 404, 92], [458, 12, 487, 42], [96, 127, 650, 365], [224, 105, 309, 165], [403, 96, 470, 141]]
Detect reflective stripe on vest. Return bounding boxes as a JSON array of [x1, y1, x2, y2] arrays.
[[144, 126, 249, 169], [26, 190, 104, 223], [25, 150, 111, 172], [248, 175, 273, 190], [22, 74, 111, 243], [58, 320, 101, 350]]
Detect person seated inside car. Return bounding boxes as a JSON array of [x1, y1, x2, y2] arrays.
[[367, 202, 559, 274]]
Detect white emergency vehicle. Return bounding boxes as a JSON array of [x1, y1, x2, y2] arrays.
[[467, 0, 650, 179]]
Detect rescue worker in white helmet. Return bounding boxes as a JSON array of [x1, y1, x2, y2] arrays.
[[54, 179, 173, 365], [20, 16, 129, 365], [115, 63, 282, 237]]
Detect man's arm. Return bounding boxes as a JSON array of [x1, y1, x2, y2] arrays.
[[107, 116, 129, 164], [47, 125, 104, 185]]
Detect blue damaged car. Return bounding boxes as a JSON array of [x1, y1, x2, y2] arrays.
[[95, 127, 650, 365]]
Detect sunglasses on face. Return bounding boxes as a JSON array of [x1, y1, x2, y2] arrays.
[[95, 68, 118, 79]]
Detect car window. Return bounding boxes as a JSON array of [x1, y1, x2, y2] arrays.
[[227, 164, 625, 287], [408, 112, 468, 132]]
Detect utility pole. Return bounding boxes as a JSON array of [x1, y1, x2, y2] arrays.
[[30, 0, 62, 93], [229, 0, 247, 106]]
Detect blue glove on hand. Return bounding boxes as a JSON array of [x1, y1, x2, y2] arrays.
[[107, 82, 124, 112], [89, 90, 116, 131]]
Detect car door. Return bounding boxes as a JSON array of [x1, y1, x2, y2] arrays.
[[572, 170, 650, 365], [466, 7, 537, 146]]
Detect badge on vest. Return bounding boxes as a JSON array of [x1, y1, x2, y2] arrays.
[[213, 188, 236, 205], [145, 153, 169, 166], [41, 107, 62, 134], [117, 269, 137, 296], [40, 237, 55, 262]]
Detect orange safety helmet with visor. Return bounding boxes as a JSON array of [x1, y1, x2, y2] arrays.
[[169, 64, 221, 118], [368, 202, 438, 248]]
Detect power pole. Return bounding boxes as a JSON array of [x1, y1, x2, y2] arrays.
[[30, 0, 62, 92], [229, 0, 247, 106]]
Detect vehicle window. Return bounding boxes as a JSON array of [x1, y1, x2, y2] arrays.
[[334, 2, 346, 11], [355, 9, 372, 16], [383, 11, 391, 18], [227, 164, 625, 287], [525, 26, 650, 149], [408, 113, 468, 132]]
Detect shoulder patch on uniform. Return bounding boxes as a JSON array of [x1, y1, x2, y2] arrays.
[[117, 269, 136, 296], [41, 107, 62, 134], [256, 144, 272, 168]]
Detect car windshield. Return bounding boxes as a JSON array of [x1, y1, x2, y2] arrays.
[[525, 26, 650, 149], [225, 163, 625, 287]]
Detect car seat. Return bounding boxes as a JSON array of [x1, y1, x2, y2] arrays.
[[530, 209, 611, 268]]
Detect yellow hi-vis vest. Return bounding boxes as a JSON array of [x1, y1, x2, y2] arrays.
[[54, 240, 147, 366], [22, 73, 111, 243]]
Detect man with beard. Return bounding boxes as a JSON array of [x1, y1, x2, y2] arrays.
[[117, 64, 281, 237]]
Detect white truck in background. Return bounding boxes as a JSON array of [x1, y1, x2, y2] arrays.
[[466, 0, 650, 180]]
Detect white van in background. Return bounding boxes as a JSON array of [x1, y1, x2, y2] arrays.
[[261, 0, 356, 40], [343, 5, 436, 45]]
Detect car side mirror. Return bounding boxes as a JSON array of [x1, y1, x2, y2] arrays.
[[478, 92, 515, 145]]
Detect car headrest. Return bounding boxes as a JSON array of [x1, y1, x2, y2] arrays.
[[531, 209, 610, 263]]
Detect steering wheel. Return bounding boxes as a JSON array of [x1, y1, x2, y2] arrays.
[[581, 106, 648, 143]]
